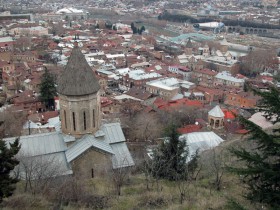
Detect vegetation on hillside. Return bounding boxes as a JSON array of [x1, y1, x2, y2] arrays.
[[229, 87, 280, 209], [158, 10, 280, 29], [39, 68, 57, 110], [0, 138, 21, 203]]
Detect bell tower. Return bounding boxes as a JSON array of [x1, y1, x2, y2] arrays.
[[57, 43, 101, 138]]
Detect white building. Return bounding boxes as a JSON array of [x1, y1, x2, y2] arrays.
[[214, 71, 245, 88], [146, 77, 195, 100], [56, 7, 87, 20]]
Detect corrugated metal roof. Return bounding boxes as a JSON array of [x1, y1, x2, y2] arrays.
[[95, 130, 105, 138], [180, 131, 224, 162], [208, 105, 225, 118], [101, 123, 126, 144], [65, 135, 114, 162], [61, 134, 76, 143], [111, 142, 135, 169], [5, 132, 67, 157], [16, 152, 73, 180]]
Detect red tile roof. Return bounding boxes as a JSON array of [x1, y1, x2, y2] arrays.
[[236, 129, 249, 134], [222, 109, 236, 120], [177, 124, 202, 134], [194, 68, 217, 76], [155, 98, 203, 110]]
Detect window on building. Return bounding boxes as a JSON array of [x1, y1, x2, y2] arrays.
[[72, 112, 76, 131], [93, 109, 95, 128], [64, 110, 67, 129], [83, 111, 86, 130]]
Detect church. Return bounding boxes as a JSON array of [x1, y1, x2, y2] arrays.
[[4, 44, 134, 178]]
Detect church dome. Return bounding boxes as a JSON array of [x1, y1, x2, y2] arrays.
[[57, 45, 100, 96]]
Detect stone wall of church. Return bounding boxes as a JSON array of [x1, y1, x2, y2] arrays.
[[59, 92, 101, 138], [71, 148, 112, 179]]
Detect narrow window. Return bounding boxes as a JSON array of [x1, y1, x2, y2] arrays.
[[83, 111, 86, 130], [72, 112, 76, 131], [93, 109, 95, 128], [64, 110, 67, 129], [91, 168, 94, 178]]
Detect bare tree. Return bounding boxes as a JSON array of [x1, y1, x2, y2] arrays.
[[240, 49, 278, 76], [176, 150, 201, 204], [110, 157, 132, 196], [157, 106, 198, 128], [0, 109, 26, 138], [201, 148, 226, 192], [141, 155, 166, 192], [125, 112, 163, 142], [14, 153, 68, 195]]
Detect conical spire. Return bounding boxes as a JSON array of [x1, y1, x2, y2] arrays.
[[57, 45, 100, 96], [208, 105, 225, 118]]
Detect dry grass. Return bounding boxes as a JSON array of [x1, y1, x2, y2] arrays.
[[1, 173, 257, 210], [1, 137, 264, 210]]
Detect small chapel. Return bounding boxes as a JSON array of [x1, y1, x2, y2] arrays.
[[4, 44, 134, 179]]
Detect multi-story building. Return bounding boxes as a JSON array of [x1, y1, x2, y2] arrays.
[[146, 77, 195, 100], [225, 92, 260, 109], [122, 69, 162, 89], [10, 26, 48, 36], [192, 68, 217, 87], [168, 65, 191, 80], [12, 51, 37, 63], [0, 37, 14, 50], [214, 71, 245, 88]]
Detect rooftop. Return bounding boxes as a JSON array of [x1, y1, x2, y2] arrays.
[[57, 45, 100, 96], [215, 71, 245, 83], [128, 69, 161, 80]]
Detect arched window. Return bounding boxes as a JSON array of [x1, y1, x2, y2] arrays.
[[83, 111, 86, 130], [72, 112, 76, 131], [64, 110, 67, 129]]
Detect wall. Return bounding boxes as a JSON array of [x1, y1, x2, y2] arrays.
[[71, 148, 112, 179], [59, 92, 101, 138]]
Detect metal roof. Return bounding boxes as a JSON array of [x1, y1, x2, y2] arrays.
[[101, 123, 126, 144], [16, 152, 73, 180], [65, 135, 114, 162], [111, 142, 135, 169], [208, 105, 225, 118], [180, 131, 224, 162], [57, 46, 100, 96], [5, 132, 67, 157], [5, 123, 134, 172], [170, 33, 215, 43]]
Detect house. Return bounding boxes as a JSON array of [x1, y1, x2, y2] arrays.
[[122, 69, 162, 89], [214, 71, 245, 88], [9, 90, 45, 114], [192, 68, 217, 87], [125, 87, 153, 101], [146, 77, 195, 100], [0, 37, 14, 50], [168, 65, 191, 80], [101, 97, 121, 114], [224, 91, 260, 109], [12, 51, 37, 63], [195, 86, 225, 104], [5, 44, 134, 179]]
